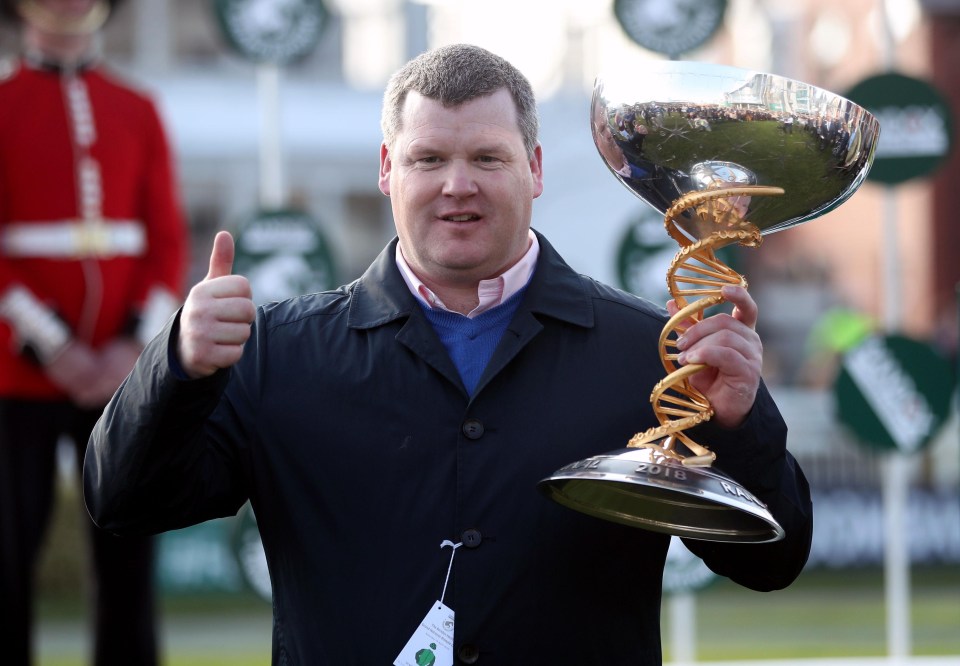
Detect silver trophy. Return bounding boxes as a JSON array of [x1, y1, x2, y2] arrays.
[[538, 62, 879, 543]]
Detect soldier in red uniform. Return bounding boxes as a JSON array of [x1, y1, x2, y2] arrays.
[[0, 1, 188, 663]]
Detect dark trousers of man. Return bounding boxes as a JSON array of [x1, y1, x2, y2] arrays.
[[0, 399, 157, 666]]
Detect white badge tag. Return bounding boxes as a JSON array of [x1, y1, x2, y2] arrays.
[[394, 540, 462, 666], [393, 600, 455, 666]]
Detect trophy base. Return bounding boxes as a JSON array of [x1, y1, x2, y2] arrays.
[[538, 447, 785, 543]]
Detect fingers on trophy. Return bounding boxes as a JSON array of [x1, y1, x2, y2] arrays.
[[539, 62, 880, 543]]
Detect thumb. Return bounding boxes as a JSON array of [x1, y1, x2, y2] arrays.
[[205, 231, 235, 280]]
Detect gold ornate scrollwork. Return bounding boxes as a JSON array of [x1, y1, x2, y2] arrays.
[[627, 186, 784, 466]]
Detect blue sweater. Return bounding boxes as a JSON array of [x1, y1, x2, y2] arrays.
[[420, 289, 525, 395]]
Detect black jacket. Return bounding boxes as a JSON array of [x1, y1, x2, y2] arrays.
[[85, 232, 812, 665]]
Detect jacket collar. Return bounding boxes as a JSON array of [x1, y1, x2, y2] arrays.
[[347, 230, 594, 330]]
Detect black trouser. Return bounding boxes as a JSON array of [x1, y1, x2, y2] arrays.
[[0, 399, 157, 666]]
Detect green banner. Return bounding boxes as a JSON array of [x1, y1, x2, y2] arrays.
[[835, 334, 954, 453], [214, 0, 329, 65], [233, 208, 337, 304], [845, 72, 954, 185], [613, 0, 727, 58]]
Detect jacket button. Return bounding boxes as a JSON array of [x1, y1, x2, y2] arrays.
[[461, 528, 482, 548], [461, 418, 484, 440], [457, 643, 480, 663]]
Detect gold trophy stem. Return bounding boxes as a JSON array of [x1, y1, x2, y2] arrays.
[[628, 186, 784, 466]]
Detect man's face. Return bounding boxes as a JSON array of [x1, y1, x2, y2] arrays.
[[27, 0, 98, 18], [19, 0, 104, 36], [379, 89, 544, 289], [592, 106, 624, 170]]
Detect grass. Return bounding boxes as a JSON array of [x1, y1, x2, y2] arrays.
[[36, 566, 958, 665], [640, 114, 855, 229], [673, 566, 960, 660], [37, 589, 273, 666], [39, 651, 270, 666]]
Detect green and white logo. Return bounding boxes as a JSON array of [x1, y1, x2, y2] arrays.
[[414, 644, 437, 666], [835, 334, 954, 453], [614, 0, 728, 58], [845, 72, 954, 185], [234, 209, 336, 304], [214, 0, 329, 64]]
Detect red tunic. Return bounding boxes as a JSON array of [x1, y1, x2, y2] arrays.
[[0, 57, 187, 398]]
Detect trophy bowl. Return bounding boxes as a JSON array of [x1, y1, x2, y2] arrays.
[[538, 61, 879, 543]]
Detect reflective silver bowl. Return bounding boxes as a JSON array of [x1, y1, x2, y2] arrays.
[[591, 61, 880, 240]]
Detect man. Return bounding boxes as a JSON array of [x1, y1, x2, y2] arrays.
[[0, 1, 188, 664], [85, 44, 811, 664]]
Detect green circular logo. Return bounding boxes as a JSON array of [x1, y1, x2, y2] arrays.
[[845, 72, 954, 185], [614, 0, 727, 58], [233, 209, 336, 304], [835, 334, 955, 453], [214, 0, 329, 65]]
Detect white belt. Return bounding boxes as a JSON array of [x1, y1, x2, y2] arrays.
[[1, 219, 147, 258]]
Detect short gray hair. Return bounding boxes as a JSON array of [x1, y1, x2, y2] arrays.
[[381, 44, 539, 157]]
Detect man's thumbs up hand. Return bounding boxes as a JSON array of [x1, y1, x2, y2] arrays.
[[206, 228, 237, 280], [177, 231, 256, 379]]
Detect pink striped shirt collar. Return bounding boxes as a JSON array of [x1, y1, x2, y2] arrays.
[[395, 231, 539, 319]]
